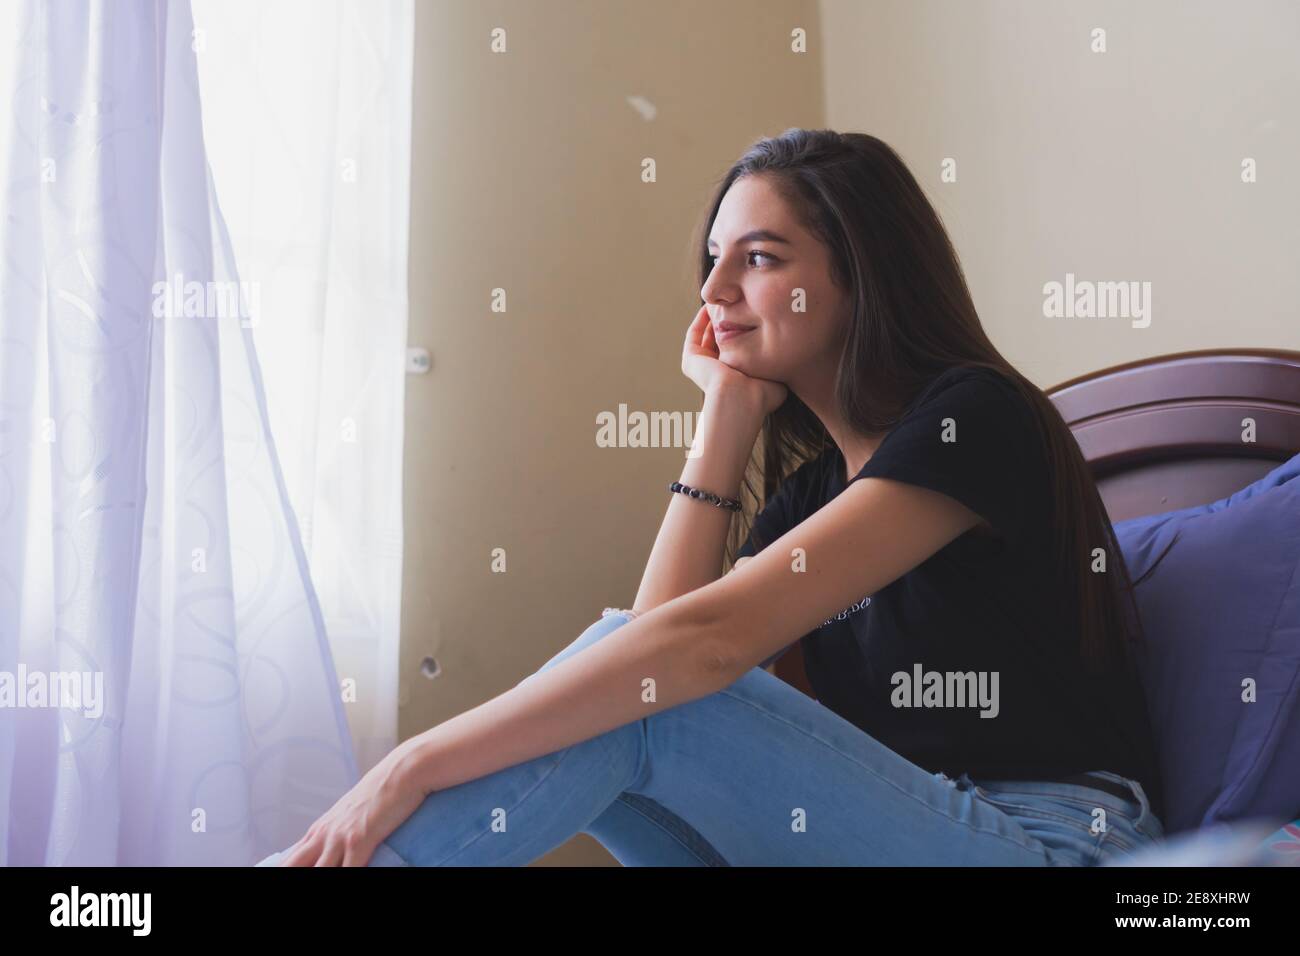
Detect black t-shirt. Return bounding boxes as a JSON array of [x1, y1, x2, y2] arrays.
[[736, 365, 1165, 823]]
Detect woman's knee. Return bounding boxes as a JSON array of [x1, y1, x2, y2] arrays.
[[522, 609, 638, 684]]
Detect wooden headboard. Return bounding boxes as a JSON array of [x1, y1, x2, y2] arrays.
[[772, 347, 1300, 696], [1045, 348, 1300, 521]]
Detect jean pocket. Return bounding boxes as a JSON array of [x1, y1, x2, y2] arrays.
[[1098, 828, 1141, 855], [971, 786, 1100, 831], [975, 784, 1160, 863], [1092, 811, 1164, 862], [970, 786, 1108, 866]]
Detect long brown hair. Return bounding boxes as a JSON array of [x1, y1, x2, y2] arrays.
[[701, 128, 1161, 673]]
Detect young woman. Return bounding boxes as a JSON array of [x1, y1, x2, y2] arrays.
[[260, 128, 1166, 867]]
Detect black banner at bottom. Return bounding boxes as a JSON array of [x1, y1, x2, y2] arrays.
[[0, 863, 1290, 940]]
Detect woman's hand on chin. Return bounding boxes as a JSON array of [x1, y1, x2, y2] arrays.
[[682, 304, 787, 416]]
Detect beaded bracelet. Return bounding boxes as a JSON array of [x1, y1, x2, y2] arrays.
[[668, 480, 742, 512]]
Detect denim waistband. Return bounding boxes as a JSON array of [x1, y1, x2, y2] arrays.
[[958, 770, 1160, 835], [936, 770, 1164, 863]]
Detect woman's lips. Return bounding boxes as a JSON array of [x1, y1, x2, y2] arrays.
[[715, 323, 756, 343]]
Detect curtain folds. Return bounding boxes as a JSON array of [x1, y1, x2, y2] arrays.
[[0, 0, 412, 865]]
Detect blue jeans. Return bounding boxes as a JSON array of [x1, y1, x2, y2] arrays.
[[256, 610, 1165, 866]]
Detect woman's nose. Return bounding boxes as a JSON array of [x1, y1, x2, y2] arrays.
[[701, 272, 736, 307]]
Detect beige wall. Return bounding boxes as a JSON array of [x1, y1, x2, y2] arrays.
[[820, 0, 1299, 385], [402, 0, 1297, 865], [404, 0, 823, 865]]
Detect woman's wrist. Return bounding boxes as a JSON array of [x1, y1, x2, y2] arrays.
[[700, 385, 767, 453], [704, 379, 768, 421], [388, 732, 439, 797], [687, 389, 764, 491]]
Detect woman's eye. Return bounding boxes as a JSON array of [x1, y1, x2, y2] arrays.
[[707, 251, 775, 267]]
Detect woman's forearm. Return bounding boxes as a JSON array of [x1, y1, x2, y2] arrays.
[[631, 385, 766, 614], [391, 598, 731, 797]]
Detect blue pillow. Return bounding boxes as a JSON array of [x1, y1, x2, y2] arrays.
[[1113, 451, 1300, 835]]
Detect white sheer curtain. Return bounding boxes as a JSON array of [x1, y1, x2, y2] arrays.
[[189, 0, 411, 778], [0, 0, 412, 865]]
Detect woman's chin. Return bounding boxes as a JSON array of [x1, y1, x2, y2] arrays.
[[719, 342, 757, 366]]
